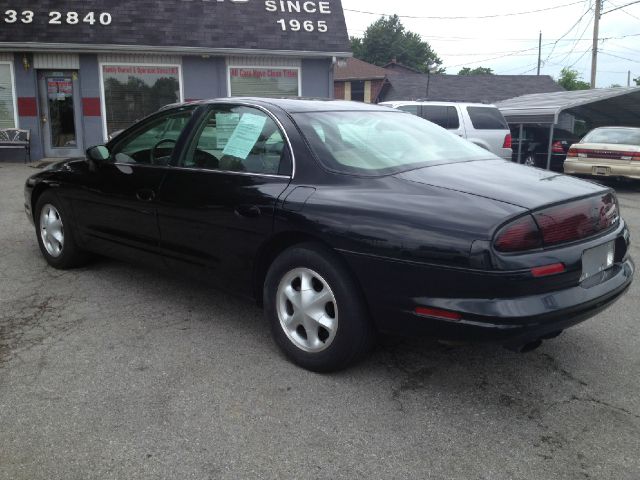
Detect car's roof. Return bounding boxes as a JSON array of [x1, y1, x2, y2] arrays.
[[380, 100, 499, 108], [164, 97, 397, 114]]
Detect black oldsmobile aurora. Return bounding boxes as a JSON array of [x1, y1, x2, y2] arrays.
[[25, 99, 633, 371]]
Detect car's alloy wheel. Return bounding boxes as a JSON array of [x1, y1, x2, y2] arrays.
[[35, 190, 89, 269], [276, 267, 338, 353], [39, 204, 65, 258], [524, 155, 536, 167], [264, 243, 374, 372]]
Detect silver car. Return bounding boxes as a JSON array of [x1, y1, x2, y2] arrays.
[[380, 101, 513, 160]]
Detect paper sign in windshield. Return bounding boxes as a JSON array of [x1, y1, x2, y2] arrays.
[[215, 113, 240, 149], [222, 113, 267, 159]]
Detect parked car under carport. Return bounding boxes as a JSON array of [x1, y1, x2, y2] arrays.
[[510, 125, 580, 171], [498, 87, 640, 170]]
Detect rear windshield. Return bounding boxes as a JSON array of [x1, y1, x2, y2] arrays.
[[582, 128, 640, 145], [292, 111, 494, 176], [466, 106, 508, 130]]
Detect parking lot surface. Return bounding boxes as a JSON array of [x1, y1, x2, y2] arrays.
[[1, 163, 639, 480]]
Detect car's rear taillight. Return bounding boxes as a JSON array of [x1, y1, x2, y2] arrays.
[[552, 141, 564, 153], [494, 215, 543, 252], [494, 193, 619, 253], [533, 193, 619, 246], [503, 134, 512, 149], [621, 152, 640, 161], [567, 147, 578, 158]]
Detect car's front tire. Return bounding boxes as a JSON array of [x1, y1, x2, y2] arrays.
[[34, 190, 89, 269], [264, 243, 374, 372]]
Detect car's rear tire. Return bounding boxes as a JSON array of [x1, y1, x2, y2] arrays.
[[523, 155, 536, 167], [34, 190, 89, 269], [264, 243, 375, 372]]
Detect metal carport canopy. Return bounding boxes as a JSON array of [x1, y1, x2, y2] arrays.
[[496, 87, 640, 169], [496, 87, 640, 126]]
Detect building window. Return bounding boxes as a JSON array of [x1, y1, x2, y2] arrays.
[[350, 81, 365, 102], [228, 67, 300, 98], [101, 64, 182, 138], [0, 63, 17, 128]]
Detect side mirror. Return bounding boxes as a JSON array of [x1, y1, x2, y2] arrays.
[[86, 145, 110, 162]]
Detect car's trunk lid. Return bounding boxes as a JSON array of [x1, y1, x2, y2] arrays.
[[393, 159, 609, 210]]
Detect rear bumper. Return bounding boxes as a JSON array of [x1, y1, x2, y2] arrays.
[[564, 158, 640, 180], [498, 148, 512, 161], [341, 223, 633, 346], [396, 259, 633, 345]]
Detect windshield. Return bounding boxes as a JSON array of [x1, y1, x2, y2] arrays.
[[293, 111, 495, 176], [582, 128, 640, 146]]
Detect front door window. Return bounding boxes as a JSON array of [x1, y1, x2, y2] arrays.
[[46, 76, 77, 149], [109, 107, 195, 165]]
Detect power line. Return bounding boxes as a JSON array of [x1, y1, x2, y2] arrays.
[[443, 47, 588, 70], [567, 47, 593, 68], [554, 13, 595, 65], [606, 0, 640, 19], [343, 1, 584, 20], [543, 2, 594, 65], [602, 0, 640, 14], [440, 42, 558, 57], [599, 50, 640, 63]]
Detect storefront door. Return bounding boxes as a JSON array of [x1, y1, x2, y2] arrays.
[[38, 71, 84, 158]]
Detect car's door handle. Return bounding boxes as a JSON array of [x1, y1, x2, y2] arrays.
[[136, 189, 156, 202], [235, 205, 261, 218]]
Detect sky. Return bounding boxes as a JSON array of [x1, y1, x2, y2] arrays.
[[342, 0, 640, 87]]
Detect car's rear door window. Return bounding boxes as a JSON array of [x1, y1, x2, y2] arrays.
[[447, 107, 460, 129], [421, 106, 448, 129], [181, 105, 291, 176], [466, 106, 508, 130]]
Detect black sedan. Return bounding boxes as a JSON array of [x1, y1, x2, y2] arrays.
[[24, 99, 633, 372]]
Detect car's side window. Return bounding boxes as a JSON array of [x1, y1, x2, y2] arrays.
[[182, 105, 289, 176], [447, 107, 460, 130], [421, 106, 449, 129], [398, 105, 419, 115], [109, 108, 194, 165]]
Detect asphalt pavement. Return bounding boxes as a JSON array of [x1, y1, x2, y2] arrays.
[[1, 163, 639, 480]]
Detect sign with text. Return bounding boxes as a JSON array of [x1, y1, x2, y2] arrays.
[[0, 0, 349, 54]]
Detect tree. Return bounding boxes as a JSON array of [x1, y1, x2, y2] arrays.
[[557, 68, 591, 91], [635, 77, 640, 86], [350, 15, 443, 73], [458, 67, 494, 76]]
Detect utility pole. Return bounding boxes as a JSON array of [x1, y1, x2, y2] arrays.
[[591, 0, 602, 88], [628, 70, 632, 87], [537, 31, 542, 76]]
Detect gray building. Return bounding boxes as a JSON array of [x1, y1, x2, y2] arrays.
[[0, 0, 350, 161]]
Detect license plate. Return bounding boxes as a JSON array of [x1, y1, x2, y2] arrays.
[[593, 166, 609, 176], [581, 241, 615, 282]]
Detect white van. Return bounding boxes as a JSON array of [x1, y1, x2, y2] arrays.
[[380, 101, 513, 161]]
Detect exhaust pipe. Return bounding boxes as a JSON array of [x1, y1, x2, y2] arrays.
[[505, 338, 543, 353], [505, 330, 563, 353]]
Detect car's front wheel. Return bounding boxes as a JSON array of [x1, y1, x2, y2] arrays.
[[35, 190, 89, 269], [523, 155, 536, 167], [264, 243, 374, 372]]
